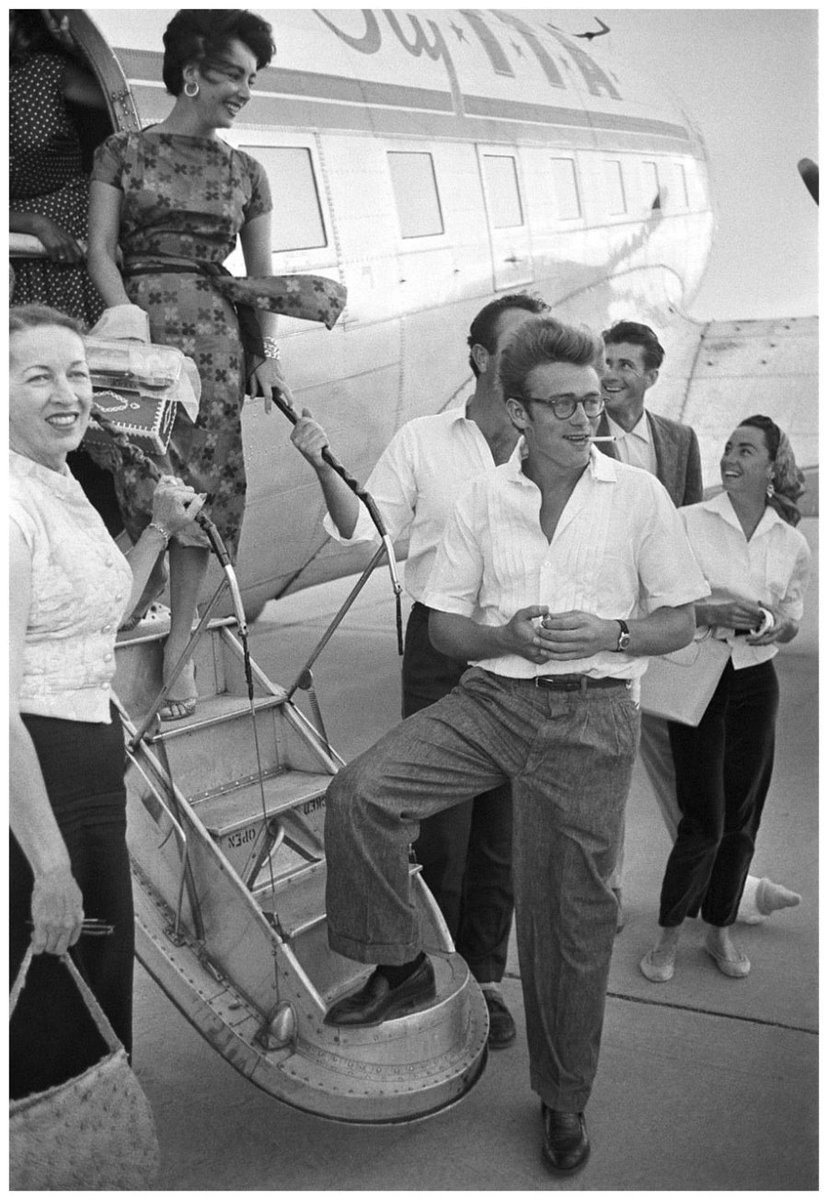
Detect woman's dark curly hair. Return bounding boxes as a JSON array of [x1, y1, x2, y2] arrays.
[[162, 9, 275, 96]]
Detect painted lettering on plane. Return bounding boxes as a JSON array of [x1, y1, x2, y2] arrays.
[[491, 10, 565, 90], [314, 10, 464, 112], [383, 10, 463, 113], [542, 23, 622, 100], [314, 9, 623, 111]]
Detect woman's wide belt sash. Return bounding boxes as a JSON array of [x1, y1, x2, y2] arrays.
[[121, 256, 347, 379]]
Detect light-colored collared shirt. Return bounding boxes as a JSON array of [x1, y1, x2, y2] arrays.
[[680, 491, 811, 670], [323, 403, 498, 603], [424, 445, 708, 680], [10, 451, 133, 723], [606, 411, 657, 475]]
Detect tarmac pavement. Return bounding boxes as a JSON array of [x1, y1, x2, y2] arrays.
[[132, 526, 818, 1190]]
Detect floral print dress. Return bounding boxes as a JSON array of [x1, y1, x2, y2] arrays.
[[91, 130, 272, 559]]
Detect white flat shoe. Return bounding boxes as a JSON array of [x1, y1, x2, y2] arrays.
[[639, 947, 675, 983], [705, 943, 750, 978]]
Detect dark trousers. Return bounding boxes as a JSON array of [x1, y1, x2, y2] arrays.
[[403, 603, 513, 984], [10, 710, 135, 1100], [660, 660, 779, 928]]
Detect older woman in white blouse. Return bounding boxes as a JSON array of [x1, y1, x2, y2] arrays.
[[640, 415, 811, 984], [9, 304, 204, 1099]]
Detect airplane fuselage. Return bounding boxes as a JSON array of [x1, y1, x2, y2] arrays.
[[69, 9, 716, 607]]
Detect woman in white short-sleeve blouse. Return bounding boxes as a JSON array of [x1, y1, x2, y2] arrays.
[[641, 415, 810, 985], [9, 304, 204, 1100]]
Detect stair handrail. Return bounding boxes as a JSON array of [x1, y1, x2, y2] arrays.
[[120, 740, 193, 941], [285, 541, 391, 706], [269, 388, 405, 657]]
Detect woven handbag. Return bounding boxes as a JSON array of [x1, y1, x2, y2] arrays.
[[9, 945, 161, 1190]]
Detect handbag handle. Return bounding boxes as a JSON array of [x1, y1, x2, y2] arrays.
[[9, 944, 34, 1014], [9, 942, 121, 1053]]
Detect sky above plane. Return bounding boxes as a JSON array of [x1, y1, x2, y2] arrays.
[[573, 7, 818, 320]]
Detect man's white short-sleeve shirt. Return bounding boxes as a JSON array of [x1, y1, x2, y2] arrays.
[[424, 445, 709, 679]]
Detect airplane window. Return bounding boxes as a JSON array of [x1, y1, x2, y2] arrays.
[[549, 158, 581, 220], [387, 152, 444, 238], [641, 161, 661, 211], [603, 160, 627, 215], [482, 154, 524, 229], [239, 145, 327, 251]]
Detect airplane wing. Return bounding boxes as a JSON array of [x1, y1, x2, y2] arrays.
[[647, 311, 818, 490]]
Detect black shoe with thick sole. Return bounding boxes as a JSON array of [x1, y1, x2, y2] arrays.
[[324, 957, 436, 1027], [541, 1104, 590, 1174], [482, 989, 517, 1049]]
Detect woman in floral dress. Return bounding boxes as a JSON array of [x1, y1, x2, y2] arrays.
[[88, 10, 291, 720]]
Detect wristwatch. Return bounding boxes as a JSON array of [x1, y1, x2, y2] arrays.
[[614, 619, 631, 652]]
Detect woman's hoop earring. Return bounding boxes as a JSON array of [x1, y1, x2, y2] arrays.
[[183, 78, 200, 98]]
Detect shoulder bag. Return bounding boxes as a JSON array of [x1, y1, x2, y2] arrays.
[[9, 944, 161, 1190], [639, 636, 731, 726]]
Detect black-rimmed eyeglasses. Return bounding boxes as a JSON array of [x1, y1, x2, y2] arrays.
[[512, 394, 605, 420]]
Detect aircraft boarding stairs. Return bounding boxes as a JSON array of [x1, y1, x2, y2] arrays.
[[113, 612, 488, 1123]]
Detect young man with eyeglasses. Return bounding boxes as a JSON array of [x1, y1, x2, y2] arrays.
[[319, 315, 709, 1174], [291, 292, 548, 1051]]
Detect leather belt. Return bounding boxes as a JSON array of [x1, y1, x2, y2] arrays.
[[532, 674, 629, 693]]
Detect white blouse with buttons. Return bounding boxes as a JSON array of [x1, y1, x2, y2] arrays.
[[680, 491, 812, 670], [10, 451, 133, 723]]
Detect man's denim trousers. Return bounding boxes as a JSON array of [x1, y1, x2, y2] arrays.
[[325, 666, 640, 1111]]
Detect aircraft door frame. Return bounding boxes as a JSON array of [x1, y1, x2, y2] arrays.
[[45, 10, 140, 132], [476, 143, 535, 292]]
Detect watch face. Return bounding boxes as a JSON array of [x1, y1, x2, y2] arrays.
[[619, 633, 631, 651]]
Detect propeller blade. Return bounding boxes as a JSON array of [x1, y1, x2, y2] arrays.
[[798, 158, 819, 205]]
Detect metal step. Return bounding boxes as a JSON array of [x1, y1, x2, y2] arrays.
[[147, 691, 287, 742], [191, 769, 330, 883], [191, 769, 330, 837], [114, 616, 277, 716], [147, 695, 293, 801]]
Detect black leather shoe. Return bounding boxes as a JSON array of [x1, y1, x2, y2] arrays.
[[541, 1105, 590, 1174], [324, 957, 436, 1027], [482, 988, 517, 1049]]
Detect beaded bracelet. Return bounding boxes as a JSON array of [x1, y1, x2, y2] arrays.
[[262, 336, 281, 362], [147, 521, 171, 548]]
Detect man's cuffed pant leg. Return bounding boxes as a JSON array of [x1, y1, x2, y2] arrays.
[[325, 675, 514, 966]]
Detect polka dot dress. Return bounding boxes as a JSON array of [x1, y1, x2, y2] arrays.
[[10, 53, 105, 325]]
